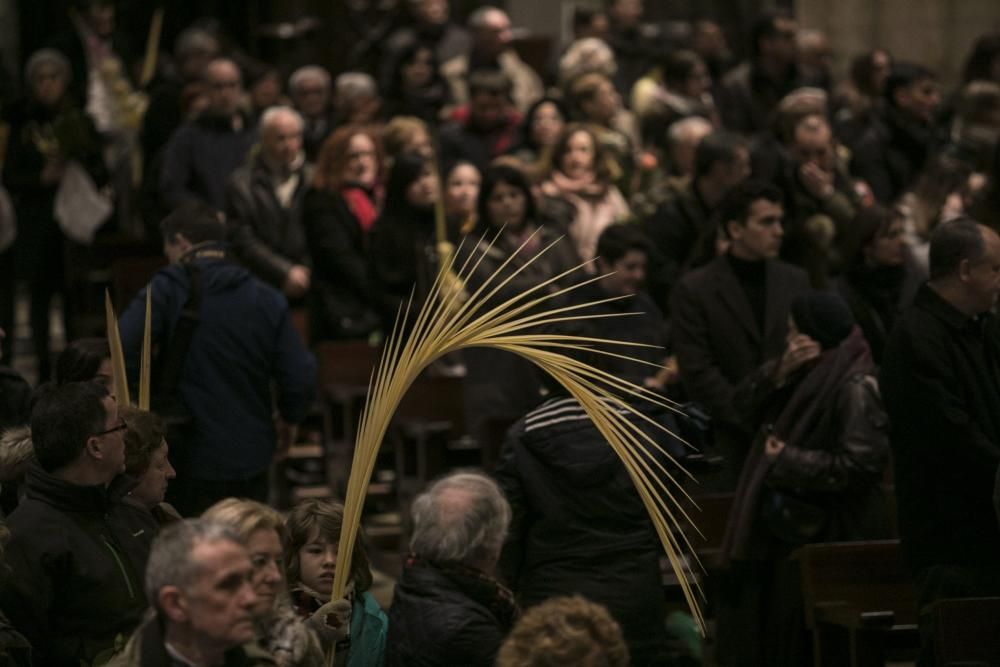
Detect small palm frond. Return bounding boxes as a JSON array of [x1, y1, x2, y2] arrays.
[[329, 228, 704, 663]]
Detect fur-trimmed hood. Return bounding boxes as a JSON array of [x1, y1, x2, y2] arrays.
[[0, 426, 32, 483]]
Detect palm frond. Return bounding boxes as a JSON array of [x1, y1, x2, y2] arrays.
[[328, 229, 704, 664]]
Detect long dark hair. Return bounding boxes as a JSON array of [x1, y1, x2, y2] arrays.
[[476, 164, 537, 231], [383, 151, 436, 217], [55, 338, 110, 384]]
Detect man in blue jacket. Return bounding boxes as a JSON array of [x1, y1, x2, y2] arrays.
[[119, 203, 316, 516]]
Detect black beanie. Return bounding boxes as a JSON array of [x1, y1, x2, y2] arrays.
[[790, 292, 856, 350]]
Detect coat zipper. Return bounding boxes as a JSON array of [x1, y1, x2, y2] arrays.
[[102, 517, 137, 600]]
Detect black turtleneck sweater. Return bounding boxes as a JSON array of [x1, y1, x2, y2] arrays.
[[727, 253, 767, 332]]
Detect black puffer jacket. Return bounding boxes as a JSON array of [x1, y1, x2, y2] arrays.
[[0, 463, 156, 666], [386, 559, 515, 667], [495, 396, 670, 666]]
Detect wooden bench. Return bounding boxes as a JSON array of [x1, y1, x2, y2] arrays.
[[931, 597, 1000, 666], [797, 540, 919, 667]]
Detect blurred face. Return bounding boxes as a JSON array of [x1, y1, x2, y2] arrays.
[[86, 4, 115, 38], [870, 51, 892, 94], [692, 21, 727, 59], [610, 0, 643, 28], [584, 80, 619, 124], [402, 47, 434, 90], [728, 198, 784, 261], [476, 10, 513, 58], [250, 74, 281, 112], [681, 61, 711, 99], [716, 147, 752, 188], [205, 61, 244, 117], [560, 130, 595, 179], [470, 89, 507, 128], [292, 76, 330, 118], [406, 164, 439, 208], [245, 528, 284, 617], [298, 531, 337, 599], [172, 541, 258, 648], [867, 218, 906, 267], [31, 64, 68, 108], [791, 121, 835, 172], [403, 128, 434, 159], [531, 102, 564, 148], [599, 249, 647, 296], [131, 441, 176, 508], [445, 164, 481, 218], [486, 181, 528, 230], [413, 0, 448, 25], [343, 133, 378, 188], [896, 78, 940, 124], [262, 113, 303, 168], [962, 227, 1000, 314], [763, 18, 798, 66]]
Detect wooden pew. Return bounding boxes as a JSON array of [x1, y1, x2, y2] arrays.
[[931, 597, 1000, 666], [797, 540, 919, 667]]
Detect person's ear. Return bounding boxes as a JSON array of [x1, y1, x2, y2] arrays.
[[958, 257, 973, 283], [159, 587, 189, 624], [84, 435, 103, 461], [596, 256, 610, 274], [725, 219, 741, 242]]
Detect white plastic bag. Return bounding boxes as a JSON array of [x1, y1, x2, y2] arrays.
[[54, 160, 113, 245]]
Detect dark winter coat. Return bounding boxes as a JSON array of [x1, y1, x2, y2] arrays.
[[496, 396, 670, 666], [881, 284, 1000, 570], [118, 245, 316, 481], [159, 111, 256, 211], [386, 559, 514, 667], [105, 614, 276, 667], [0, 464, 156, 666], [850, 108, 941, 205], [225, 158, 311, 289], [302, 188, 381, 340]]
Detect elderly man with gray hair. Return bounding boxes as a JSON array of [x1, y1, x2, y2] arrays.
[[288, 65, 334, 160], [386, 472, 516, 666], [107, 519, 273, 667], [225, 105, 312, 299]]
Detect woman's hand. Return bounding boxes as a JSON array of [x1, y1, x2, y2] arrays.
[[775, 334, 821, 386], [764, 434, 786, 461], [306, 597, 353, 643]]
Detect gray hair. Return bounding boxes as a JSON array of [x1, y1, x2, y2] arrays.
[[289, 65, 331, 94], [668, 116, 713, 148], [409, 472, 511, 565], [174, 27, 218, 60], [25, 48, 71, 84], [335, 72, 377, 109], [145, 519, 242, 612], [260, 105, 304, 133]]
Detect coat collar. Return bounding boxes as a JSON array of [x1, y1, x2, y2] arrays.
[[709, 255, 786, 343]]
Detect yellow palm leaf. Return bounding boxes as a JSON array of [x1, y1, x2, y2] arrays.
[[328, 230, 704, 663]]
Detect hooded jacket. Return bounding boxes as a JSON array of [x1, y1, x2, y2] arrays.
[[118, 245, 317, 481], [0, 463, 156, 666], [495, 396, 669, 666]]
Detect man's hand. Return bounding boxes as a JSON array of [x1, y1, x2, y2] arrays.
[[799, 162, 835, 200], [274, 419, 299, 462], [764, 434, 786, 461], [283, 265, 311, 299], [776, 334, 821, 386]]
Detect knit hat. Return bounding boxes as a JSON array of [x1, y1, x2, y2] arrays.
[[790, 292, 855, 350]]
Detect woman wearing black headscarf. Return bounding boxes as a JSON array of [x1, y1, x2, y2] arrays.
[[718, 292, 892, 667]]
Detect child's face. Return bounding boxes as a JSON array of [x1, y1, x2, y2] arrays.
[[298, 529, 338, 596]]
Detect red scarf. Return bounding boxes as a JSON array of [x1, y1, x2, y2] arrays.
[[342, 186, 378, 233]]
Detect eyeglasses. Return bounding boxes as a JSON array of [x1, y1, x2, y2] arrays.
[[94, 420, 128, 437]]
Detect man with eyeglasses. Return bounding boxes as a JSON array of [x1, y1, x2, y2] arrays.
[[0, 381, 157, 666], [160, 57, 257, 212]]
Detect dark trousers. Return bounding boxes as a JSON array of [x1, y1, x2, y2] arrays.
[[167, 470, 270, 518], [914, 564, 1000, 667]]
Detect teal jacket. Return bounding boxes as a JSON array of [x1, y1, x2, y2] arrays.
[[348, 591, 387, 667]]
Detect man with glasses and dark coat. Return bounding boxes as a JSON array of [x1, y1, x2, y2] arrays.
[[0, 381, 156, 667]]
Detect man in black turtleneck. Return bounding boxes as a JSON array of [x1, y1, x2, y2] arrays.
[[671, 180, 811, 490], [851, 63, 942, 205]]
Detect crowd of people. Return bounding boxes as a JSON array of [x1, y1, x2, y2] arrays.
[[1, 0, 1000, 665]]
